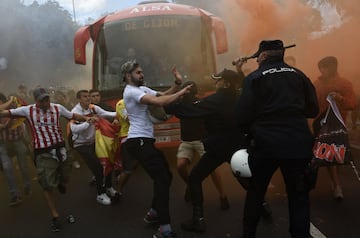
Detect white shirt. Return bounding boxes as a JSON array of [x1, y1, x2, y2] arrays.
[[123, 85, 157, 139], [70, 103, 116, 147], [9, 103, 73, 149]]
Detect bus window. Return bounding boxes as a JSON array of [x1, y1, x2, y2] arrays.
[[93, 15, 215, 91]]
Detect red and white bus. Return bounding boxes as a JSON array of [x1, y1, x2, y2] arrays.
[[73, 0, 228, 148]]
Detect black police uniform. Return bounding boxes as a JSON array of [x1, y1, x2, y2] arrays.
[[236, 54, 319, 238]]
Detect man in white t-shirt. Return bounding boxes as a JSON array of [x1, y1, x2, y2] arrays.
[[121, 60, 191, 238], [0, 88, 90, 232]]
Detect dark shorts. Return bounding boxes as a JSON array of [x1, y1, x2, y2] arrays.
[[35, 152, 72, 191]]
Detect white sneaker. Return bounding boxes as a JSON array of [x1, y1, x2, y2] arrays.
[[96, 193, 111, 205], [106, 187, 120, 197]]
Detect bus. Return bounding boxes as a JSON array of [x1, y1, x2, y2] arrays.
[[73, 0, 228, 148]]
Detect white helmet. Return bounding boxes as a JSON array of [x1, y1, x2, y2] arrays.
[[230, 149, 252, 178]]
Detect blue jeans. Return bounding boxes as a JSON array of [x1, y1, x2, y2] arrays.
[[0, 140, 31, 197]]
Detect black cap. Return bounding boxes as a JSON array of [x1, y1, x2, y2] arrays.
[[252, 40, 285, 58], [33, 88, 49, 101], [211, 69, 241, 86]]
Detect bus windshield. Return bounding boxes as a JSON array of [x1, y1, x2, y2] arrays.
[[93, 15, 215, 92]]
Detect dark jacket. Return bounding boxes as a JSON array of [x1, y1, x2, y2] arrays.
[[235, 57, 319, 159], [177, 94, 207, 141], [165, 88, 242, 159]]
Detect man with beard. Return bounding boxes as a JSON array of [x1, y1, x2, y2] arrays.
[[121, 60, 191, 238], [235, 40, 319, 238], [0, 88, 91, 232]]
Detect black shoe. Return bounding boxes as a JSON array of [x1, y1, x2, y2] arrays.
[[261, 201, 272, 218], [51, 217, 61, 232], [181, 217, 206, 232], [220, 196, 230, 210], [153, 230, 177, 238], [144, 213, 158, 224], [57, 184, 66, 194]]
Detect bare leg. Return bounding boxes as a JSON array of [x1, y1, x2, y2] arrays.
[[327, 166, 343, 199], [43, 190, 59, 218], [210, 168, 229, 210], [177, 157, 191, 202], [177, 157, 190, 183]]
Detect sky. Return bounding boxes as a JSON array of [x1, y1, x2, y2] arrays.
[[23, 0, 142, 23]]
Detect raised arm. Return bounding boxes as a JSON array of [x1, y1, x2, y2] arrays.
[[0, 96, 15, 112], [158, 65, 183, 96]]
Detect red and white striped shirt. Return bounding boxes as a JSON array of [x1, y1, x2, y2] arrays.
[[9, 103, 74, 149]]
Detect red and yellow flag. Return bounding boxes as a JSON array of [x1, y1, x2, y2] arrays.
[[94, 118, 121, 176]]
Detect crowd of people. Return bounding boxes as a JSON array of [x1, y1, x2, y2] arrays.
[[0, 39, 359, 238]]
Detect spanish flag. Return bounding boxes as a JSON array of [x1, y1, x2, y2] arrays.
[[94, 118, 121, 176]]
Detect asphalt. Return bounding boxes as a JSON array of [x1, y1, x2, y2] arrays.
[[0, 144, 359, 238]]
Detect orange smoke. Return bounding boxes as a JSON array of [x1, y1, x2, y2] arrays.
[[218, 0, 360, 94]]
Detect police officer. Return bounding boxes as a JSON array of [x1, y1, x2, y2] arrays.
[[235, 40, 319, 238]]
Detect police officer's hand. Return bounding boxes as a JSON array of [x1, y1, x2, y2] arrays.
[[233, 58, 247, 73]]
